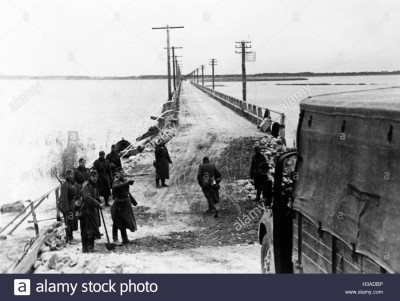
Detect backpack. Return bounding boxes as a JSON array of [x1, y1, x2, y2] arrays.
[[258, 162, 270, 176], [202, 172, 211, 188], [202, 172, 219, 190]]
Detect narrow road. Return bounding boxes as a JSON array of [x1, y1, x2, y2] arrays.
[[137, 82, 264, 214], [38, 82, 265, 273]]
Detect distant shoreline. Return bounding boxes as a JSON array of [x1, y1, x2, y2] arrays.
[[0, 71, 399, 80]]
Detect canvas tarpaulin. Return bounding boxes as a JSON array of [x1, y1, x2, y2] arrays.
[[293, 87, 400, 273]]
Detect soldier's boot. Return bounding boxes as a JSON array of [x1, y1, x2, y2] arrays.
[[161, 179, 169, 187], [66, 230, 79, 245], [87, 236, 95, 253], [112, 225, 123, 246], [112, 223, 118, 242], [211, 202, 219, 218], [81, 235, 88, 253], [206, 198, 214, 213], [156, 179, 161, 188], [67, 236, 79, 245], [69, 238, 79, 245], [121, 229, 131, 245], [65, 224, 72, 242]]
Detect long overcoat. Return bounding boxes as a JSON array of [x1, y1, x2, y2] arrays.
[[111, 178, 137, 232], [155, 145, 172, 180], [59, 179, 79, 231], [197, 163, 222, 204], [81, 180, 102, 239], [106, 151, 122, 176], [73, 166, 90, 192], [59, 180, 78, 213], [93, 158, 112, 198], [250, 153, 267, 190]]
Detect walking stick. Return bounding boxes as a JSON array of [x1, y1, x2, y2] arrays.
[[99, 209, 116, 251]]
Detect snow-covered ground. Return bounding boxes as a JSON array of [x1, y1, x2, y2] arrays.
[[3, 81, 268, 274], [0, 79, 167, 206]]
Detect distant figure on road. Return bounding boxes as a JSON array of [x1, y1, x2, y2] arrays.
[[154, 138, 172, 188], [250, 147, 272, 205], [271, 122, 280, 138], [106, 144, 122, 178], [197, 156, 222, 218], [258, 109, 272, 132], [93, 151, 113, 206], [81, 170, 105, 253], [111, 167, 137, 245], [59, 169, 79, 245], [73, 158, 90, 193]]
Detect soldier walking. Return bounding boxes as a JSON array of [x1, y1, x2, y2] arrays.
[[197, 156, 222, 218]]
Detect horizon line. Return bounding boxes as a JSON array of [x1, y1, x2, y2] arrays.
[[0, 70, 399, 79]]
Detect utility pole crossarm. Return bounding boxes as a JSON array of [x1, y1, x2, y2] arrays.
[[153, 26, 185, 29]]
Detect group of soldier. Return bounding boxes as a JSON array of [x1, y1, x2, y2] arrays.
[[59, 144, 137, 253], [59, 138, 273, 253], [153, 138, 223, 218], [194, 146, 273, 219], [153, 137, 272, 219]]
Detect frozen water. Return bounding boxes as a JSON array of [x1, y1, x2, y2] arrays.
[[0, 79, 167, 205]]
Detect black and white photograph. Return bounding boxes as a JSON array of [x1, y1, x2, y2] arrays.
[[0, 0, 399, 278]]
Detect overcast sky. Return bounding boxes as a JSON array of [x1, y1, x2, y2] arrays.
[[0, 0, 400, 76]]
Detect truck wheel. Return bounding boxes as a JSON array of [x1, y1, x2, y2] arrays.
[[261, 233, 275, 273]]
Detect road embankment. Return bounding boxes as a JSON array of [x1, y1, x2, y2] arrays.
[[12, 81, 286, 274]]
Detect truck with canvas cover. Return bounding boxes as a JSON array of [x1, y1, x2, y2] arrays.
[[258, 87, 400, 274]]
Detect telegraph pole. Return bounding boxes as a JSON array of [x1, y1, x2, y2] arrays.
[[201, 65, 205, 86], [196, 68, 199, 83], [175, 58, 182, 83], [167, 46, 183, 90], [177, 64, 183, 80], [176, 60, 180, 82], [174, 55, 182, 87], [209, 59, 218, 90], [235, 41, 252, 102], [152, 25, 184, 100]]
